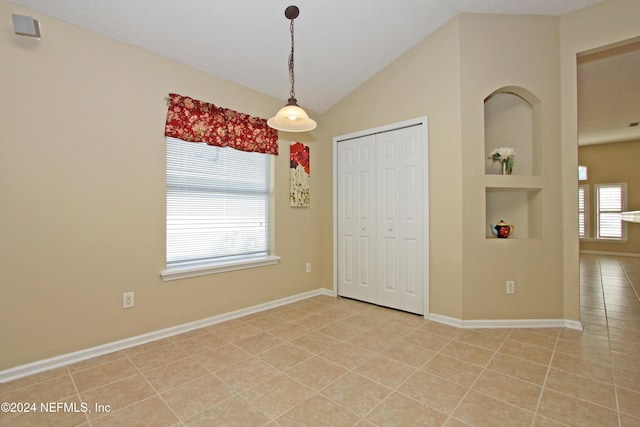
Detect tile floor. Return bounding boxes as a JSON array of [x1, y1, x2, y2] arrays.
[[1, 254, 639, 426]]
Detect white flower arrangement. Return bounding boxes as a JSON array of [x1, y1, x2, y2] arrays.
[[488, 147, 516, 162], [488, 147, 516, 175]]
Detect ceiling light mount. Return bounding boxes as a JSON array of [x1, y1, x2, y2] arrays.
[[267, 5, 317, 133]]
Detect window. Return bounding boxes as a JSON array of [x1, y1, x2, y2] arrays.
[[595, 183, 627, 240], [162, 137, 278, 280], [578, 184, 589, 238], [578, 165, 588, 181]]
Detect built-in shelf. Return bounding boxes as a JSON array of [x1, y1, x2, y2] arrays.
[[484, 86, 543, 240]]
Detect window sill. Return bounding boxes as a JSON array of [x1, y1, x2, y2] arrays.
[[580, 237, 628, 243], [160, 255, 281, 281]]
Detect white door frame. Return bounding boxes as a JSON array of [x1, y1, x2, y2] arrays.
[[333, 116, 430, 318]]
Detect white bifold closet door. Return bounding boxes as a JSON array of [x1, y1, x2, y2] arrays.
[[337, 124, 425, 314]]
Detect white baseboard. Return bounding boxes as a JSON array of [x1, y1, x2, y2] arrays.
[[0, 288, 335, 384], [428, 313, 583, 331], [580, 250, 640, 258]]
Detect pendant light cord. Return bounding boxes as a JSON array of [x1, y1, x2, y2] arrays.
[[289, 18, 296, 100]]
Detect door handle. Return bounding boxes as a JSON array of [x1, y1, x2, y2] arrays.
[[388, 227, 393, 231]]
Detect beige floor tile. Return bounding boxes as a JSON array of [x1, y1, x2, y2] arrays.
[[290, 331, 341, 354], [191, 343, 252, 372], [173, 332, 227, 355], [621, 413, 640, 426], [456, 330, 507, 351], [611, 350, 640, 372], [617, 386, 640, 419], [274, 305, 317, 321], [551, 351, 614, 384], [369, 320, 416, 340], [353, 354, 417, 389], [0, 367, 69, 395], [240, 313, 290, 331], [160, 374, 234, 420], [319, 321, 364, 340], [537, 389, 618, 427], [184, 395, 270, 426], [71, 358, 139, 392], [422, 354, 483, 387], [531, 414, 569, 426], [486, 353, 548, 385], [319, 341, 375, 370], [440, 340, 495, 367], [366, 392, 449, 426], [342, 313, 384, 330], [285, 356, 347, 391], [266, 322, 311, 340], [554, 338, 612, 364], [258, 342, 313, 371], [498, 339, 553, 366], [142, 357, 208, 392], [214, 356, 279, 392], [507, 330, 558, 350], [92, 396, 178, 427], [398, 371, 467, 413], [320, 372, 391, 417], [453, 391, 535, 427], [233, 331, 284, 355], [67, 351, 128, 373], [419, 320, 462, 338], [128, 343, 190, 372], [614, 367, 640, 392], [207, 319, 262, 342], [241, 374, 314, 419], [380, 342, 435, 368], [544, 368, 616, 409], [472, 370, 542, 412], [277, 395, 359, 426], [286, 314, 329, 330], [401, 329, 452, 352], [80, 374, 155, 420], [347, 329, 395, 352], [444, 417, 475, 427]]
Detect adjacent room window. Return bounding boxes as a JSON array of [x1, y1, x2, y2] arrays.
[[578, 184, 589, 238], [595, 183, 627, 240], [578, 165, 588, 181], [165, 137, 273, 272]]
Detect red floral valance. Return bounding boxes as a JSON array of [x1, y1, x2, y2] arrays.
[[164, 93, 279, 155]]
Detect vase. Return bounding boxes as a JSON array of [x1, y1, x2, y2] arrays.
[[499, 158, 513, 175]]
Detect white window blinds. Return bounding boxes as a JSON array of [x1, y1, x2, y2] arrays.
[[596, 184, 624, 239], [578, 185, 587, 238], [166, 137, 271, 266]]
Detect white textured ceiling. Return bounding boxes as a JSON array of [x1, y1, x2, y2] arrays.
[[578, 41, 640, 145], [9, 0, 605, 115]]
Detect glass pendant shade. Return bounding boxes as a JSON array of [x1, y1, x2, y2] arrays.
[[267, 97, 317, 132]]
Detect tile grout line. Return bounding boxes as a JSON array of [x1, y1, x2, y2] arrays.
[[599, 259, 623, 427], [530, 327, 561, 426]]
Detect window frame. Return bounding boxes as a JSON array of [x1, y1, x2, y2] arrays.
[[161, 138, 279, 281], [578, 184, 590, 239], [594, 183, 627, 242]]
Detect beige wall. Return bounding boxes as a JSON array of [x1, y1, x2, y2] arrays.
[[0, 0, 329, 370], [560, 0, 640, 320], [459, 14, 565, 320], [579, 140, 640, 255]]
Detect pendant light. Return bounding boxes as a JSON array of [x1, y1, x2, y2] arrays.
[[267, 5, 317, 132]]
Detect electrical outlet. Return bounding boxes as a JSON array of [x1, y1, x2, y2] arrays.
[[305, 263, 311, 273], [123, 292, 135, 308], [506, 281, 515, 295]]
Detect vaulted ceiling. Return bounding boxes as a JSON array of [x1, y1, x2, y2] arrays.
[[8, 0, 639, 144]]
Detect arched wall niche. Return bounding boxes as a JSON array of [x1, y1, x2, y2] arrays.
[[484, 86, 542, 176]]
